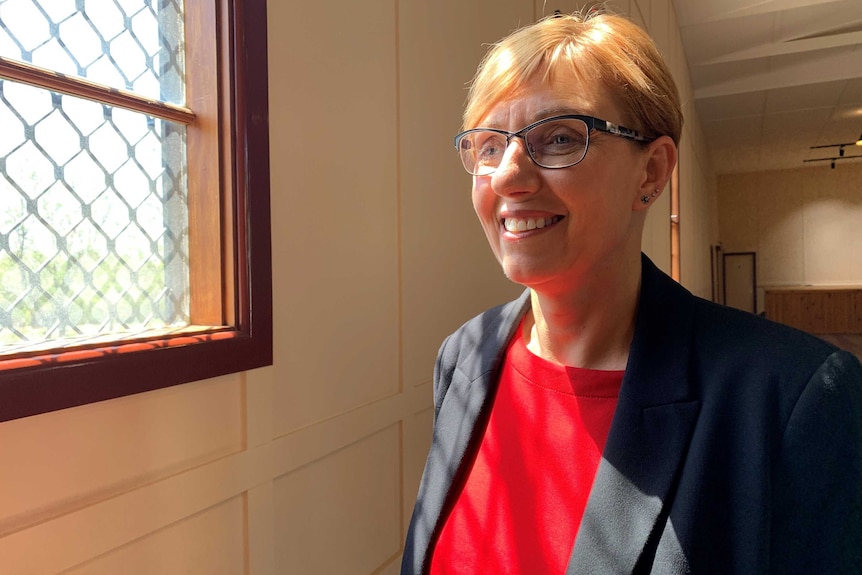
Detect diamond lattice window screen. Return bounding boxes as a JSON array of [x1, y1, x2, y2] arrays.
[[0, 0, 192, 351], [0, 0, 271, 424]]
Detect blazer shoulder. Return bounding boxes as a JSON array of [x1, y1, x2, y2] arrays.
[[692, 295, 838, 366], [433, 291, 530, 408], [686, 295, 852, 428], [441, 291, 530, 364]]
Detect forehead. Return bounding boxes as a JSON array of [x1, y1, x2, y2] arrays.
[[478, 66, 620, 128]]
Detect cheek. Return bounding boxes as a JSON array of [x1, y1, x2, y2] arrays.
[[471, 182, 503, 255], [471, 180, 496, 224]]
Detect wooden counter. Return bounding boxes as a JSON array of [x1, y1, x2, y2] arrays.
[[764, 286, 862, 334]]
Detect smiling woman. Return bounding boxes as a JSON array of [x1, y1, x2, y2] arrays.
[[402, 10, 862, 575], [0, 0, 272, 422]]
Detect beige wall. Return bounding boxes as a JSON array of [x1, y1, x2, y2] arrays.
[[0, 1, 715, 573], [717, 163, 862, 313]]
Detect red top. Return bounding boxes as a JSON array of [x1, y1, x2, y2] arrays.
[[430, 321, 623, 575]]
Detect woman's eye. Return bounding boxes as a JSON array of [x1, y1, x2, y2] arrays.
[[532, 123, 587, 155], [548, 128, 583, 145], [478, 137, 505, 158]]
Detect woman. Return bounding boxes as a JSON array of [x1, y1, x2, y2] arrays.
[[402, 10, 862, 575]]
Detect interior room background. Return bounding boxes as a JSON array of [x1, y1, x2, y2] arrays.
[[0, 0, 859, 573]]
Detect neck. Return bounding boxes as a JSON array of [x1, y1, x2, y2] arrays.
[[525, 253, 642, 370]]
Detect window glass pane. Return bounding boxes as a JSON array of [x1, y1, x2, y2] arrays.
[[0, 0, 185, 104], [0, 79, 190, 351]]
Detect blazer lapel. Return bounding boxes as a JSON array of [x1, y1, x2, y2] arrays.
[[568, 256, 702, 574], [410, 291, 531, 575]]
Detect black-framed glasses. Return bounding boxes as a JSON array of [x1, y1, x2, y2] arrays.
[[454, 114, 654, 176]]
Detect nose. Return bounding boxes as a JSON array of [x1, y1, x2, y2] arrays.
[[489, 136, 541, 197]]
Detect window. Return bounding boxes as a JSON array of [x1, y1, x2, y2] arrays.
[[0, 0, 272, 422]]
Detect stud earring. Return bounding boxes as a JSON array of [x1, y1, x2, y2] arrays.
[[651, 188, 661, 198], [641, 195, 650, 204]]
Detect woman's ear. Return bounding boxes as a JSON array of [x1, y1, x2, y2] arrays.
[[632, 135, 677, 211]]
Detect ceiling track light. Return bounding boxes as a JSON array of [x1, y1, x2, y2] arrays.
[[810, 141, 860, 150], [803, 154, 862, 169], [805, 137, 862, 168]]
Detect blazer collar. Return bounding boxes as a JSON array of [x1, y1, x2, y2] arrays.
[[568, 254, 701, 573]]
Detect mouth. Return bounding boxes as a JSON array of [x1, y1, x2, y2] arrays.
[[502, 215, 564, 233]]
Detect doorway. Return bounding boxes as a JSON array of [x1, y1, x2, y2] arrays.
[[723, 252, 757, 314]]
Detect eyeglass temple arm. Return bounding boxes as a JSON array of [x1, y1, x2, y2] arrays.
[[596, 120, 652, 142]]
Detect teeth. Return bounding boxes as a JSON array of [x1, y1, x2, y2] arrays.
[[504, 216, 559, 232]]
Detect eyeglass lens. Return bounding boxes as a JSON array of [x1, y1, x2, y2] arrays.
[[458, 117, 590, 175]]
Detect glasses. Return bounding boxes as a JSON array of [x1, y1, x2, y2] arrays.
[[454, 114, 654, 176]]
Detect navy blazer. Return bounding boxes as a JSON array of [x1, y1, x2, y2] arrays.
[[403, 255, 862, 574]]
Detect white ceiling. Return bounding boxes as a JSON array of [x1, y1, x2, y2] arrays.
[[670, 0, 862, 174]]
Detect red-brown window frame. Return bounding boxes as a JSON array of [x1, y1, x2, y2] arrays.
[[0, 0, 272, 422]]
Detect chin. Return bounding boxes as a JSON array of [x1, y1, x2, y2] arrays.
[[500, 263, 552, 288]]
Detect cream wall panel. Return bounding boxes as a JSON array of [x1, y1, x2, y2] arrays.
[[0, 446, 268, 574], [401, 407, 434, 530], [60, 497, 245, 575], [679, 143, 694, 282], [270, 382, 429, 479], [804, 169, 862, 284], [701, 168, 718, 295], [648, 0, 670, 58], [245, 366, 274, 450], [268, 0, 400, 434], [680, 155, 716, 298], [0, 374, 242, 535], [635, 0, 651, 29], [248, 482, 275, 575], [377, 559, 403, 575], [243, 368, 275, 574], [668, 1, 694, 131], [678, 147, 692, 275], [476, 0, 535, 39], [666, 10, 685, 107], [399, 0, 528, 389], [718, 164, 862, 298], [629, 2, 647, 29], [604, 0, 632, 16], [755, 173, 805, 286], [274, 425, 401, 574]]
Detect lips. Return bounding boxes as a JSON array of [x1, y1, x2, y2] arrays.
[[502, 215, 563, 232]]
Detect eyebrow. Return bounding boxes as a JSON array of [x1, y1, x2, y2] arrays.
[[533, 106, 588, 120], [482, 106, 594, 129]]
